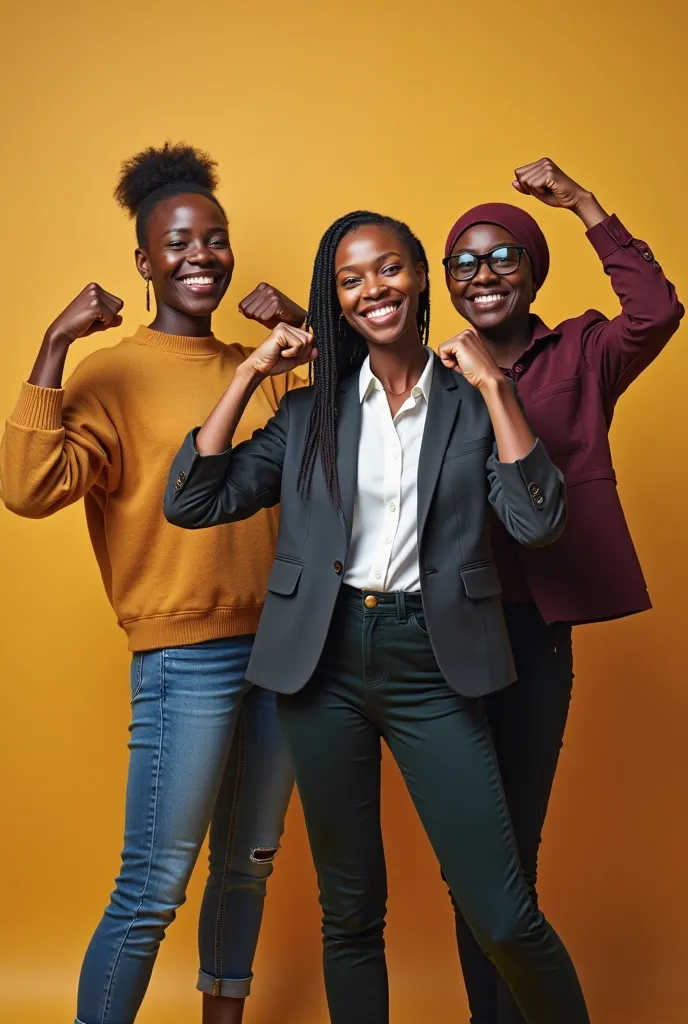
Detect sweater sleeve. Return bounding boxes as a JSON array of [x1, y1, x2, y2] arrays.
[[581, 215, 684, 400], [0, 369, 121, 519]]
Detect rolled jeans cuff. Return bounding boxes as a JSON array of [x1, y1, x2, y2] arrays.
[[197, 968, 253, 998]]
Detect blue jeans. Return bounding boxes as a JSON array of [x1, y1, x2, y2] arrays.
[[76, 636, 293, 1024]]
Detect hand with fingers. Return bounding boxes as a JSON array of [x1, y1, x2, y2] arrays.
[[239, 283, 307, 331], [512, 158, 607, 229], [438, 329, 503, 392], [46, 283, 125, 347], [243, 322, 317, 378]]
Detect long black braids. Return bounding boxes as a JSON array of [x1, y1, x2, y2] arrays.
[[298, 211, 431, 504]]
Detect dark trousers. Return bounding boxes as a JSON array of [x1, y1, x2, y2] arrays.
[[453, 603, 575, 1024], [276, 588, 588, 1024]]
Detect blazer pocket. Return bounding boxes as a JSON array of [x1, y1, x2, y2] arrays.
[[460, 563, 502, 600], [443, 435, 492, 463], [267, 557, 304, 597]]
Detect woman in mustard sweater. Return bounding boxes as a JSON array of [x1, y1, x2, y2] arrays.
[[0, 144, 306, 1024]]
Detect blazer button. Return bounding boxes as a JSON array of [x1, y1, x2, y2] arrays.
[[173, 470, 186, 493], [333, 560, 343, 575], [642, 249, 654, 261], [528, 483, 541, 497], [534, 494, 545, 507]]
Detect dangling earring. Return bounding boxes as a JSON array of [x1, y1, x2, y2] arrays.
[[145, 277, 151, 313]]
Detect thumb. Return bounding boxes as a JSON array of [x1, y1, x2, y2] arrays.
[[512, 180, 527, 194]]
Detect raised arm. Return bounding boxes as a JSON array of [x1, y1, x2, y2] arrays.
[[0, 284, 123, 518], [163, 322, 316, 530], [513, 157, 684, 398], [439, 330, 566, 548]]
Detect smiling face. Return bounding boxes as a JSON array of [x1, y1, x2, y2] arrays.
[[448, 223, 533, 334], [136, 192, 234, 321], [334, 224, 427, 348]]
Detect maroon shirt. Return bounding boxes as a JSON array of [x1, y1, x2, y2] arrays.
[[491, 214, 683, 624]]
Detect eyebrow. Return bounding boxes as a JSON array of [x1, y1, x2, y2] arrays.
[[452, 242, 514, 255], [163, 225, 228, 237], [336, 251, 403, 275]]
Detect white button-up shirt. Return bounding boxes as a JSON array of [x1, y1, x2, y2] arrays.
[[344, 349, 434, 593]]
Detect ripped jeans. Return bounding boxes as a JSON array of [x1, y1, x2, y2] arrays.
[[76, 636, 294, 1024]]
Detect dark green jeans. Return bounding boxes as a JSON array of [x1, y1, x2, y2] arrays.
[[277, 587, 589, 1024]]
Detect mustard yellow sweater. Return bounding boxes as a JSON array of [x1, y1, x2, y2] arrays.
[[0, 326, 302, 651]]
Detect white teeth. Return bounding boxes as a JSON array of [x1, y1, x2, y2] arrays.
[[472, 294, 504, 305], [181, 276, 215, 286], [365, 304, 398, 319]]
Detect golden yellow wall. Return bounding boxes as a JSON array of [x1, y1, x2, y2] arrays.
[[1, 2, 686, 1022]]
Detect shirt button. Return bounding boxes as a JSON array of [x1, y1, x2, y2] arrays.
[[642, 249, 654, 261], [384, 536, 392, 544], [374, 569, 382, 580], [389, 502, 397, 512], [333, 560, 343, 575], [513, 364, 523, 375], [393, 450, 400, 459]]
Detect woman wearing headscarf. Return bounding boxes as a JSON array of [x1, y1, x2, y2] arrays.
[[442, 157, 683, 1024]]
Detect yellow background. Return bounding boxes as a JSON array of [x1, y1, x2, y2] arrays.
[[1, 2, 686, 1022]]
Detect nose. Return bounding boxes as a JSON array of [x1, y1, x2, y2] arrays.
[[362, 272, 388, 299], [187, 241, 216, 265], [472, 259, 499, 286]]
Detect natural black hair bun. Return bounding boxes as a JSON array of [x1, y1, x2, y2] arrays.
[[114, 141, 219, 217]]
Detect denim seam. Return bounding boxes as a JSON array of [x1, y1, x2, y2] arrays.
[[212, 708, 247, 991], [100, 650, 166, 1024]]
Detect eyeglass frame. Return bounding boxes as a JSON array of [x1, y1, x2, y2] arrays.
[[442, 245, 528, 283]]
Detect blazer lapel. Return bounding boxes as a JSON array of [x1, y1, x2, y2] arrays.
[[336, 373, 362, 546], [417, 355, 462, 542]]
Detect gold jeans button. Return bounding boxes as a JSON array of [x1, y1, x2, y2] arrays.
[[364, 595, 378, 609]]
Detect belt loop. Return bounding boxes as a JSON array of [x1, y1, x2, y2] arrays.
[[395, 592, 408, 623]]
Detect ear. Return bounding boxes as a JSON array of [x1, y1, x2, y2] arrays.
[[416, 262, 428, 294], [135, 248, 150, 281]]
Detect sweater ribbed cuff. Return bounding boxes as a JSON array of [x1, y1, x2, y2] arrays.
[[10, 382, 65, 430]]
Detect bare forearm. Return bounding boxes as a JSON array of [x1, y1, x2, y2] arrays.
[[28, 333, 71, 388], [196, 365, 265, 455], [573, 192, 608, 231], [480, 377, 535, 463]]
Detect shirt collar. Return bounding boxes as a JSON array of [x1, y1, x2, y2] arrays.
[[359, 347, 434, 404]]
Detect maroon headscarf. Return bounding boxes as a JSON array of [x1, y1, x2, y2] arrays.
[[444, 203, 550, 292]]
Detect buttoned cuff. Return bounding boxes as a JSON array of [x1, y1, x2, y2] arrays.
[[490, 438, 563, 511], [585, 214, 633, 259], [168, 428, 232, 499]]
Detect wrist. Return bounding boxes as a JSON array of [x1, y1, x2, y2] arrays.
[[43, 329, 72, 353], [236, 359, 267, 389], [478, 373, 509, 398], [571, 191, 607, 229]]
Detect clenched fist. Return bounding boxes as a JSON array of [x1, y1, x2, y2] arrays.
[[242, 323, 317, 378], [438, 329, 503, 391], [239, 283, 307, 331], [512, 158, 607, 229], [46, 283, 124, 347]]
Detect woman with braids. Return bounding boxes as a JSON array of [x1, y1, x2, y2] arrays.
[[442, 158, 683, 1024], [0, 143, 309, 1024], [164, 210, 590, 1023]]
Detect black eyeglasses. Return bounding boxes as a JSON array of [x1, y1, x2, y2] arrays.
[[442, 245, 527, 283]]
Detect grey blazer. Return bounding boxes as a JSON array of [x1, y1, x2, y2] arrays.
[[164, 355, 566, 698]]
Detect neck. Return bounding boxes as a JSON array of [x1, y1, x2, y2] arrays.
[[367, 331, 427, 393], [476, 313, 533, 369], [149, 302, 213, 338]]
